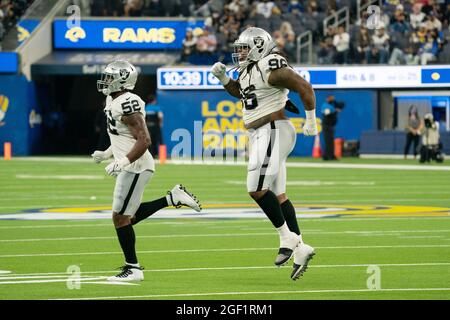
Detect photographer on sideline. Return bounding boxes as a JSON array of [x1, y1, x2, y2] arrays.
[[420, 113, 443, 163], [321, 95, 345, 161]]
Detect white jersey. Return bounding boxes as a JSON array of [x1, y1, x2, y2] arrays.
[[238, 53, 290, 125], [104, 92, 155, 173]]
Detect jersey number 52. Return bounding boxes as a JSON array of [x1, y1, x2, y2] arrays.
[[121, 100, 141, 115]]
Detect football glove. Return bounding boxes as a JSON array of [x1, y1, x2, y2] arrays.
[[105, 157, 130, 177], [303, 110, 318, 136], [211, 62, 230, 85], [91, 147, 113, 163]]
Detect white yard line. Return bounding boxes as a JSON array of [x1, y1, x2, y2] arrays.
[[15, 175, 105, 180], [0, 277, 105, 285], [10, 157, 450, 171], [2, 262, 449, 278], [0, 217, 448, 230], [0, 244, 449, 258], [1, 229, 450, 243], [53, 287, 450, 300]]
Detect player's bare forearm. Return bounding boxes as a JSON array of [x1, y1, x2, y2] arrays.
[[268, 67, 316, 111], [121, 113, 151, 163], [224, 79, 242, 99]]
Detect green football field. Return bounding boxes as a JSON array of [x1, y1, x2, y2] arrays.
[[0, 157, 449, 300]]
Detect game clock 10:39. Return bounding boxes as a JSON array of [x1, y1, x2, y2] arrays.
[[161, 71, 203, 86]]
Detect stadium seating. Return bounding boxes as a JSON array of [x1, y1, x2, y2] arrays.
[[77, 1, 449, 66]]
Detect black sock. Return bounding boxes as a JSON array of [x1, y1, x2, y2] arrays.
[[132, 197, 168, 225], [281, 199, 301, 235], [116, 224, 137, 264], [255, 190, 286, 228]]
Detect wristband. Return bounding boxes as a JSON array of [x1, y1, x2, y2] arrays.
[[220, 75, 230, 86], [305, 109, 316, 120]]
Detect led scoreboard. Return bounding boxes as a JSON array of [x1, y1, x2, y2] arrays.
[[157, 65, 450, 90]]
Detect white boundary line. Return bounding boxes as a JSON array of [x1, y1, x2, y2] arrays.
[[1, 244, 449, 258], [1, 229, 449, 243], [53, 287, 450, 300]]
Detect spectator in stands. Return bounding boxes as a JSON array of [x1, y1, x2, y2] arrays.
[[389, 45, 420, 65], [284, 32, 297, 62], [255, 0, 276, 18], [390, 11, 412, 35], [410, 2, 426, 29], [372, 26, 390, 52], [181, 28, 197, 62], [306, 0, 321, 18], [228, 0, 247, 14], [332, 26, 350, 64], [410, 23, 428, 47], [418, 33, 439, 64], [196, 27, 217, 55], [355, 26, 371, 63], [288, 0, 304, 13], [317, 37, 334, 64], [124, 0, 143, 17], [365, 46, 388, 64], [424, 12, 442, 31], [279, 21, 295, 39], [442, 3, 450, 28]]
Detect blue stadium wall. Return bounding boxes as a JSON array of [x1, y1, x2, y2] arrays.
[[0, 75, 41, 156], [157, 89, 377, 157]]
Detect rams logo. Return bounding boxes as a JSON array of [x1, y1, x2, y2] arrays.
[[0, 95, 10, 127], [65, 26, 86, 43]]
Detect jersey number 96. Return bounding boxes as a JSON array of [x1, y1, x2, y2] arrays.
[[241, 85, 258, 110]]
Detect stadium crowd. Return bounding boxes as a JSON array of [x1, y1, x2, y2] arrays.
[[0, 0, 34, 50], [2, 0, 450, 65], [78, 0, 450, 65]]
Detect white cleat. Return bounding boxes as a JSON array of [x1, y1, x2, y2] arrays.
[[275, 232, 301, 267], [291, 243, 315, 281], [168, 184, 202, 212], [107, 265, 144, 282]]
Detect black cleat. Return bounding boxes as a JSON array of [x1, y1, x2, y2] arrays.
[[291, 251, 315, 281]]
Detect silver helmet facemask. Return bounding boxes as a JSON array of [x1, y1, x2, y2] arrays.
[[97, 60, 138, 96], [231, 27, 277, 69]]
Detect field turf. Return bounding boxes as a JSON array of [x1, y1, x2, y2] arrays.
[[0, 157, 449, 300]]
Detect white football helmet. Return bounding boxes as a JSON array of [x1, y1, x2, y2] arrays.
[[97, 60, 138, 96], [232, 27, 277, 69]]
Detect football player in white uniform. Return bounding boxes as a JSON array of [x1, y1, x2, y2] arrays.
[[93, 60, 201, 282], [211, 28, 317, 280]]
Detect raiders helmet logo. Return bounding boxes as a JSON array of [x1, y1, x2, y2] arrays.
[[120, 69, 130, 80], [253, 36, 265, 49]]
